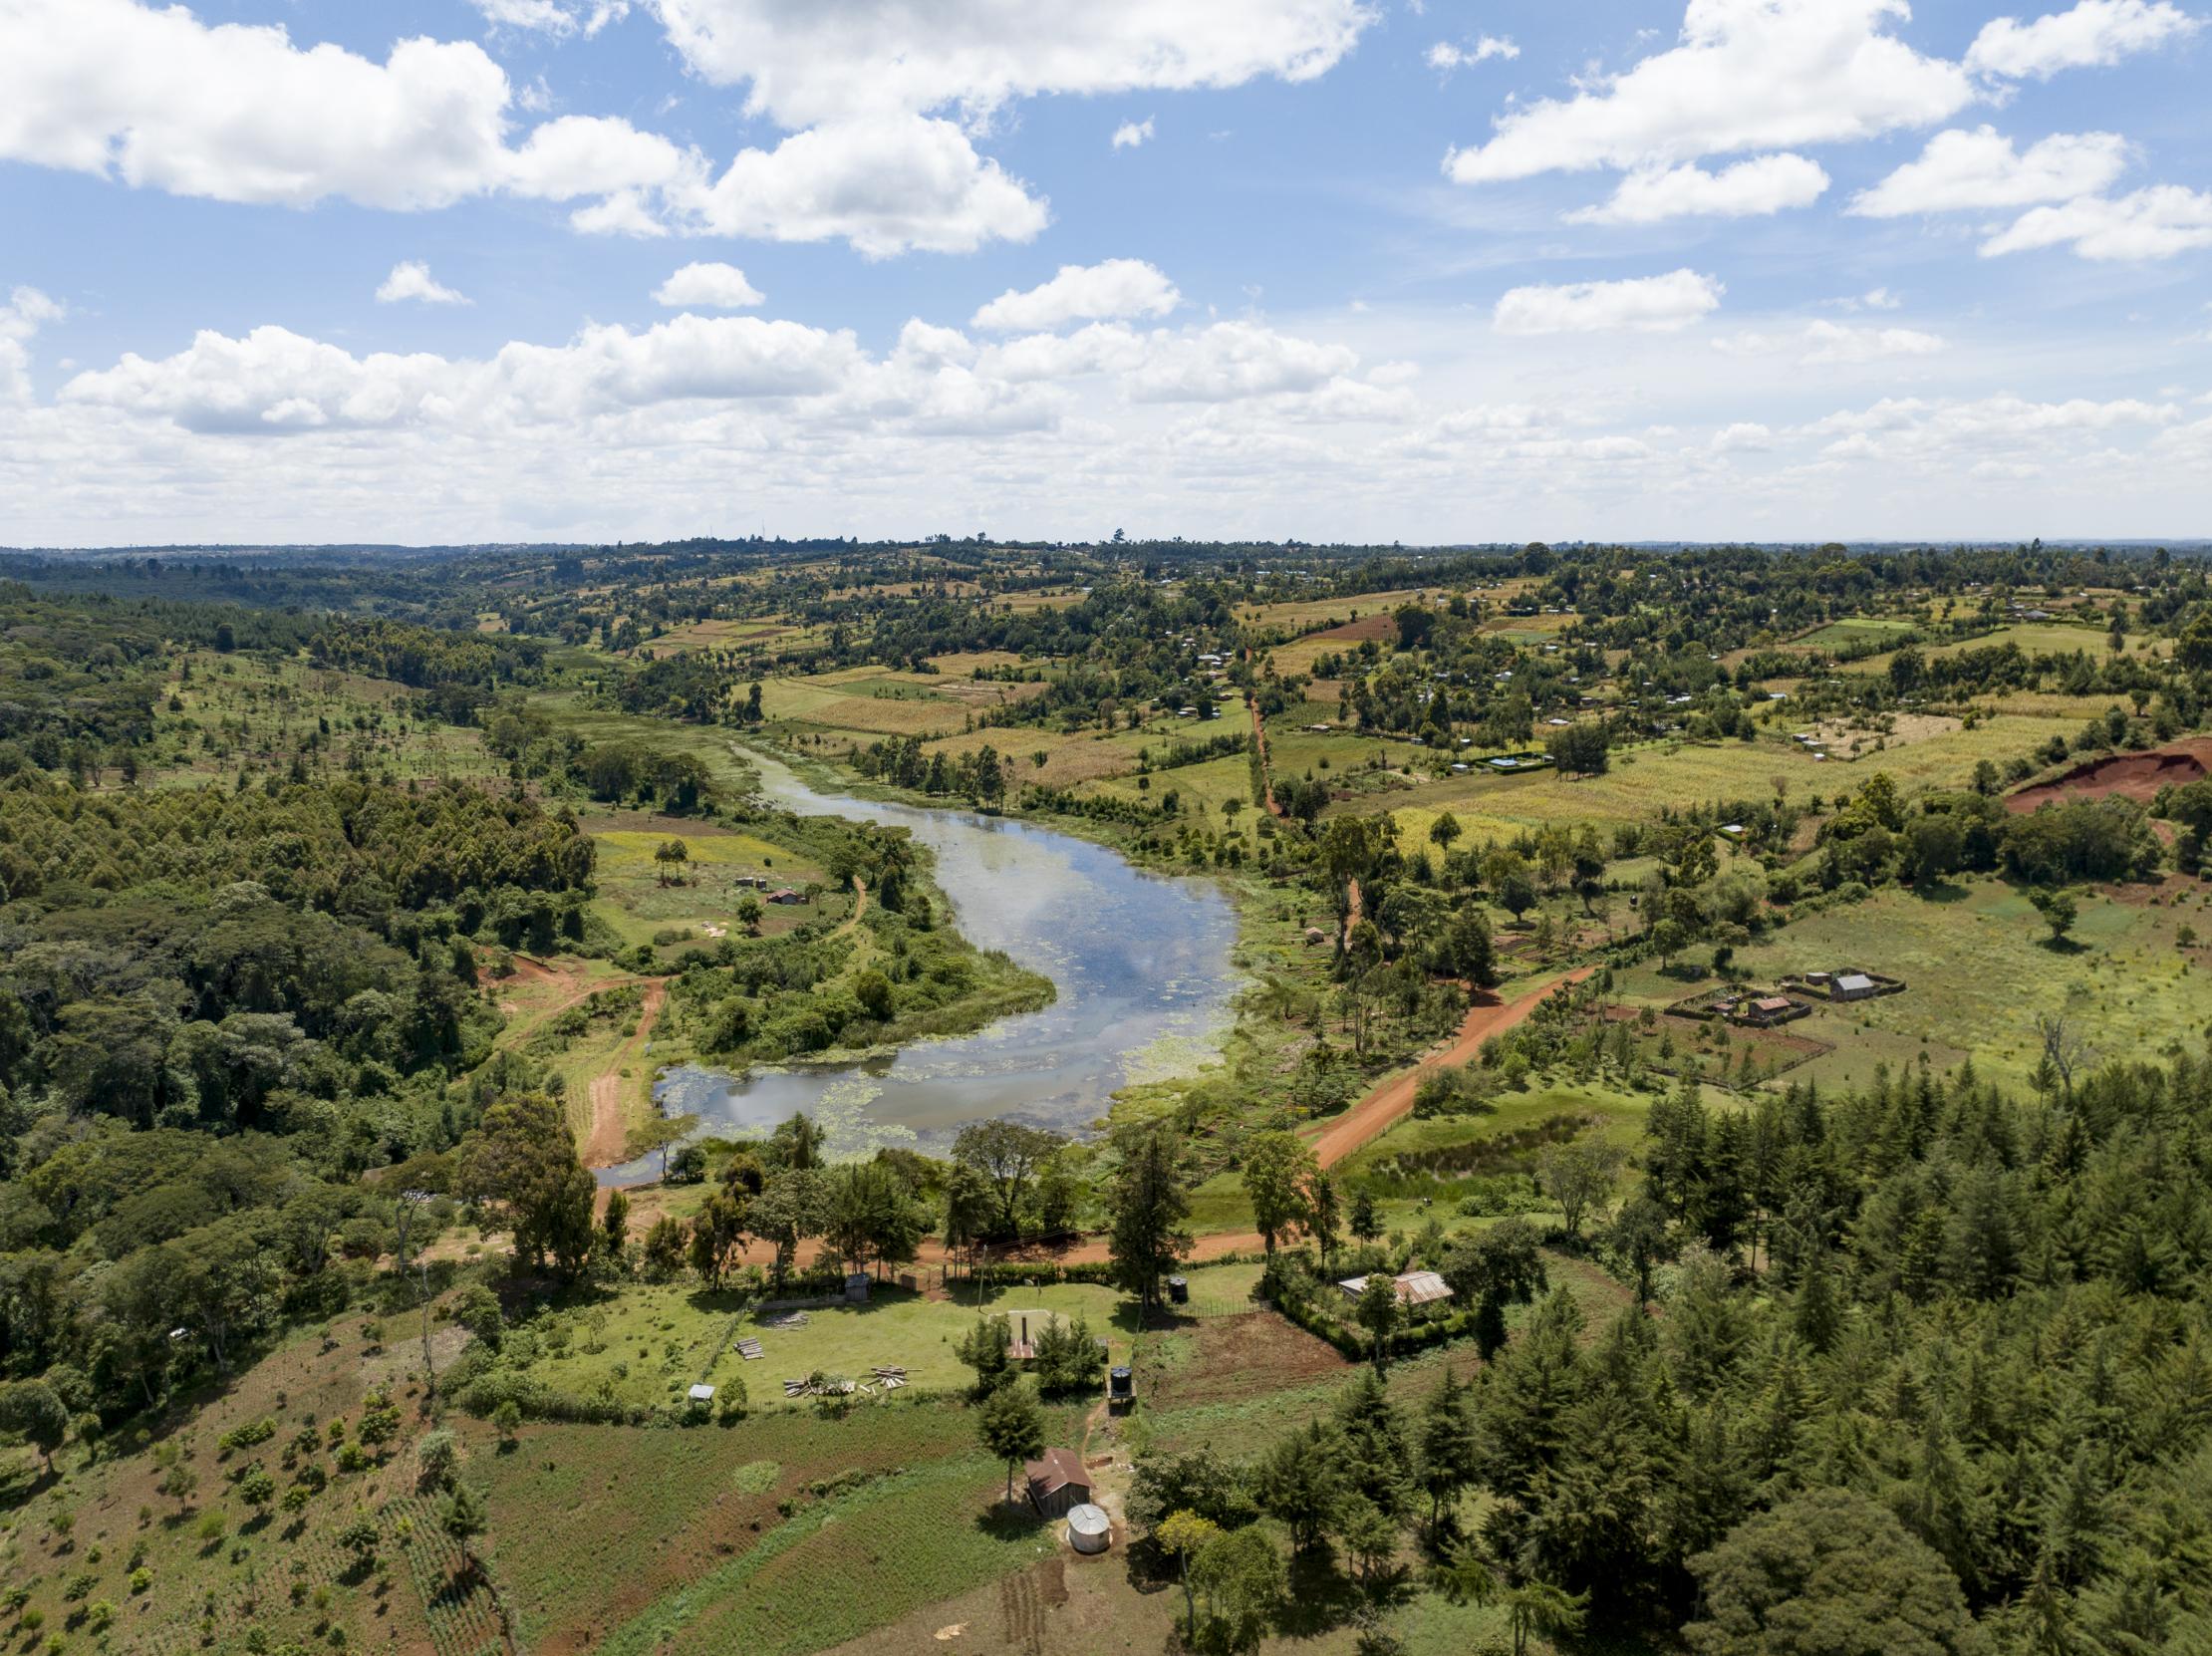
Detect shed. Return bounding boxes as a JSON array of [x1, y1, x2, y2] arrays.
[[844, 1271, 871, 1302], [1067, 1504, 1112, 1555], [1025, 1448, 1092, 1518], [1337, 1270, 1454, 1307], [1743, 995, 1796, 1026], [686, 1383, 715, 1410], [1833, 972, 1877, 1000]]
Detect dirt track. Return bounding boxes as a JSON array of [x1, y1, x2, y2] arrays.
[[2006, 736, 2212, 815], [584, 979, 667, 1167]]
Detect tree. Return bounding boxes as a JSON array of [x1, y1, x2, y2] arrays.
[[1307, 1171, 1343, 1267], [1440, 1217, 1548, 1359], [1259, 1420, 1347, 1550], [1430, 811, 1463, 852], [653, 838, 689, 886], [437, 1480, 488, 1582], [1156, 1509, 1220, 1637], [1241, 1130, 1319, 1255], [1355, 1272, 1402, 1370], [600, 1189, 630, 1256], [1535, 1142, 1626, 1245], [1505, 1580, 1587, 1656], [458, 1091, 596, 1277], [1192, 1525, 1285, 1655], [1418, 1370, 1480, 1531], [1547, 719, 1610, 778], [0, 1380, 69, 1474], [956, 1314, 1013, 1398], [1687, 1488, 1980, 1656], [1350, 1188, 1383, 1246], [2030, 887, 2079, 948], [1106, 1125, 1191, 1316], [1486, 851, 1538, 921], [977, 1381, 1045, 1508], [1650, 917, 1689, 968], [952, 1120, 1066, 1239], [688, 1189, 749, 1287], [747, 1169, 824, 1286], [823, 1160, 924, 1277]]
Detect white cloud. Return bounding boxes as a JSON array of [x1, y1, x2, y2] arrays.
[[1493, 269, 1724, 335], [1859, 287, 1902, 309], [1426, 35, 1518, 72], [1982, 185, 2212, 259], [648, 0, 1374, 127], [1112, 118, 1156, 148], [1565, 152, 1828, 223], [0, 285, 64, 404], [1965, 0, 2200, 79], [1850, 127, 2130, 215], [0, 0, 1074, 255], [653, 262, 765, 308], [1715, 320, 1946, 364], [977, 323, 1147, 383], [1125, 322, 1358, 402], [376, 262, 471, 306], [0, 0, 697, 222], [60, 315, 869, 432], [690, 117, 1048, 256], [1445, 0, 1973, 183], [1710, 420, 1774, 451], [973, 260, 1182, 331], [468, 0, 630, 35]]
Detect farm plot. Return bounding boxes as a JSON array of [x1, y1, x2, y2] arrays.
[[1729, 876, 2212, 1092]]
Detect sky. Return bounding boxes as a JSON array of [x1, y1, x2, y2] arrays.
[[1, 0, 2209, 547]]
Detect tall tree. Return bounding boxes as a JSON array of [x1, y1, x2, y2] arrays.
[[1106, 1125, 1191, 1317], [1241, 1130, 1318, 1255]]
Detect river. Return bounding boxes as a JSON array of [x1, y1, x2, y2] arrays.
[[595, 750, 1241, 1181]]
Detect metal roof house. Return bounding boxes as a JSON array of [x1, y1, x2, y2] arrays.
[[1337, 1269, 1454, 1307], [1833, 972, 1877, 1000], [1025, 1448, 1093, 1518]]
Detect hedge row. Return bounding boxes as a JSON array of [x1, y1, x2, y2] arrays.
[[1272, 1291, 1485, 1364]]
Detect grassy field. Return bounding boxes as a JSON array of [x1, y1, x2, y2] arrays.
[[520, 1278, 1138, 1411], [1655, 875, 2212, 1092]]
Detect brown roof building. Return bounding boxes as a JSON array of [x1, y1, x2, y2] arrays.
[[1024, 1448, 1092, 1518]]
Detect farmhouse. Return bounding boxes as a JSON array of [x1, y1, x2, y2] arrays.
[[1025, 1447, 1093, 1518], [1833, 971, 1877, 1001], [1337, 1269, 1453, 1307], [767, 888, 804, 905], [1741, 995, 1797, 1027]]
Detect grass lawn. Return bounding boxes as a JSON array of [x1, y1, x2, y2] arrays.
[[1725, 875, 2212, 1091], [523, 1278, 1138, 1411]]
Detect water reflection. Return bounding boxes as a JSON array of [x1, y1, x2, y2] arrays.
[[595, 751, 1239, 1182]]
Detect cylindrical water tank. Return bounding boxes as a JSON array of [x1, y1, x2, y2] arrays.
[[1066, 1503, 1111, 1555]]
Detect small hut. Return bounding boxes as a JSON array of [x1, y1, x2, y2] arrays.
[[1025, 1448, 1092, 1518], [1066, 1504, 1111, 1555]]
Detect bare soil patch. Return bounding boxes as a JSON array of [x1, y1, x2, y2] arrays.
[[1138, 1308, 1348, 1414], [2006, 737, 2212, 815]]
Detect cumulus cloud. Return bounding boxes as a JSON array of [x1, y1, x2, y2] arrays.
[[0, 0, 701, 225], [1426, 36, 1518, 72], [1112, 118, 1155, 148], [0, 285, 65, 404], [1965, 0, 2200, 79], [1445, 0, 1972, 183], [1493, 270, 1724, 335], [1850, 127, 2130, 215], [376, 262, 471, 306], [60, 315, 869, 433], [1714, 320, 1946, 364], [1982, 185, 2212, 259], [1565, 152, 1828, 223], [648, 0, 1373, 128], [973, 260, 1182, 331], [690, 117, 1048, 255], [653, 262, 765, 308], [468, 0, 630, 35], [1125, 321, 1357, 402]]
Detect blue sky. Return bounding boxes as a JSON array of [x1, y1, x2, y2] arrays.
[[2, 0, 2208, 545]]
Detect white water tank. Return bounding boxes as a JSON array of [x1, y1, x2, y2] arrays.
[[1066, 1504, 1111, 1555]]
